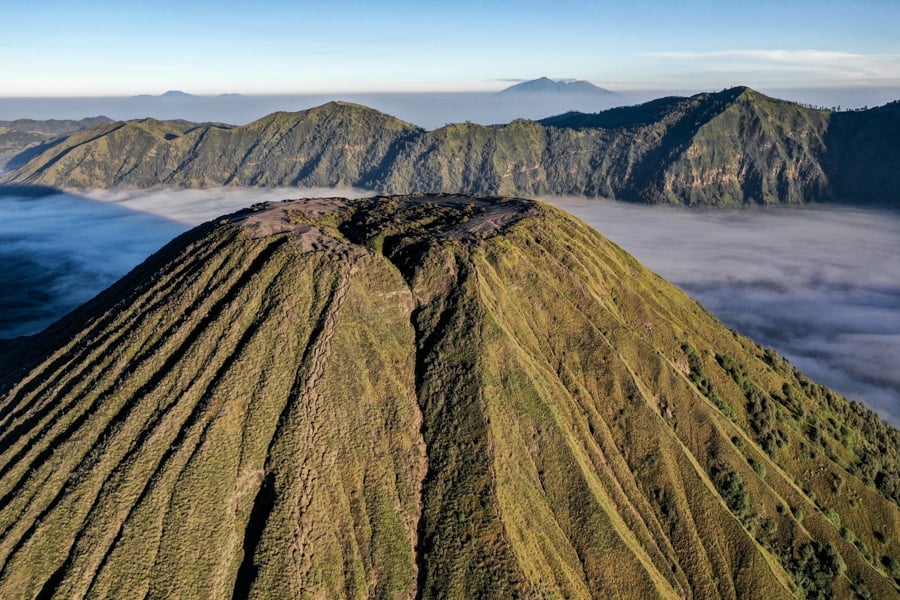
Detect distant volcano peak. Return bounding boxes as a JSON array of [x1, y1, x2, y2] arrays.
[[498, 76, 617, 95]]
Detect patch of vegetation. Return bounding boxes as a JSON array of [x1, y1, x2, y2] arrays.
[[717, 353, 787, 453], [712, 462, 751, 521], [683, 344, 735, 419], [785, 541, 845, 599]]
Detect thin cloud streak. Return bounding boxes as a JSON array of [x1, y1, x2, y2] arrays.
[[641, 50, 868, 62], [636, 49, 900, 87]]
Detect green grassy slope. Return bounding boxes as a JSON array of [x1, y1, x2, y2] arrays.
[[0, 195, 896, 598], [0, 208, 424, 598]]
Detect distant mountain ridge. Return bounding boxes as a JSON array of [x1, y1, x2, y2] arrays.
[[5, 88, 899, 206], [133, 90, 193, 99], [132, 90, 245, 100], [499, 77, 617, 96]]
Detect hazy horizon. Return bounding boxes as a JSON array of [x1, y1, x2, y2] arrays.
[[1, 85, 897, 131]]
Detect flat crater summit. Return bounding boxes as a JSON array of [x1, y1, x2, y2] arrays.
[[228, 193, 540, 241], [0, 195, 896, 599]]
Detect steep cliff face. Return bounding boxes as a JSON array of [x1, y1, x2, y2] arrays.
[[824, 100, 900, 204], [654, 88, 831, 205], [0, 195, 897, 598], [535, 87, 832, 205]]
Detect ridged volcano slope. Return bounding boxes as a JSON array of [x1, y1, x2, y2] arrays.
[[0, 195, 898, 598]]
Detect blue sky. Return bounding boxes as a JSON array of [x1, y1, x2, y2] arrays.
[[3, 0, 900, 95]]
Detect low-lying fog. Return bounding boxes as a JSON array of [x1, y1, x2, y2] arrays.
[[1, 189, 897, 425]]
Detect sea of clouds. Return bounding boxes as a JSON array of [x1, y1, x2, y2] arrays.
[[0, 189, 897, 425]]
